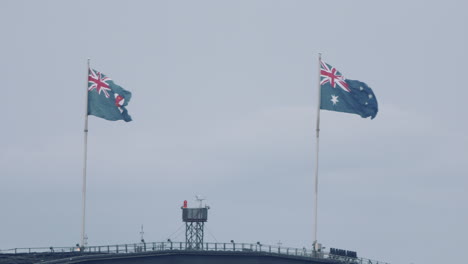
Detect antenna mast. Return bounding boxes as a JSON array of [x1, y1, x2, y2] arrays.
[[140, 225, 145, 242]]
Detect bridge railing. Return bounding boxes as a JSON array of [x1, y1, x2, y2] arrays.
[[0, 241, 389, 264]]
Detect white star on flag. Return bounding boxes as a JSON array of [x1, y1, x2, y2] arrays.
[[331, 95, 339, 105]]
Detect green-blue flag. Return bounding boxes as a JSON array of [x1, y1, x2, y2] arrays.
[[320, 60, 378, 119], [87, 69, 132, 122]]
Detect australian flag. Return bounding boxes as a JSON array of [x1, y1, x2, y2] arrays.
[[87, 69, 132, 122], [320, 60, 378, 119]]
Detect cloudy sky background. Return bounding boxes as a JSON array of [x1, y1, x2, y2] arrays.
[[1, 1, 467, 264]]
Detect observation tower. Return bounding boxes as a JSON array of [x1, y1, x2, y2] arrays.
[[181, 197, 209, 250]]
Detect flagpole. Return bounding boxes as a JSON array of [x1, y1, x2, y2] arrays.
[[81, 58, 90, 248], [313, 53, 322, 249]]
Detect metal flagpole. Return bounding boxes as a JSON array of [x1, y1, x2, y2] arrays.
[[81, 58, 90, 248], [313, 53, 322, 249]]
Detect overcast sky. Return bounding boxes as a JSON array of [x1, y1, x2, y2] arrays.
[[1, 1, 467, 264]]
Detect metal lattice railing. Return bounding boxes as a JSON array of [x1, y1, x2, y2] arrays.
[[0, 241, 389, 264]]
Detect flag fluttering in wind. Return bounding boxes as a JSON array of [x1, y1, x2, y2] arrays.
[[87, 68, 132, 122], [312, 57, 379, 247], [320, 60, 378, 119]]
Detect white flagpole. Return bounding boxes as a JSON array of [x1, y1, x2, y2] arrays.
[[81, 58, 90, 248], [313, 53, 322, 248]]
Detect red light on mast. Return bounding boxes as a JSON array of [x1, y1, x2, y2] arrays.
[[183, 200, 188, 208]]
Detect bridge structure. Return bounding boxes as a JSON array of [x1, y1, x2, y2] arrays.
[[0, 241, 389, 264], [0, 201, 390, 264]]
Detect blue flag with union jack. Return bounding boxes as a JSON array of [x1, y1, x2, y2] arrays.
[[88, 69, 132, 122], [320, 60, 378, 119]]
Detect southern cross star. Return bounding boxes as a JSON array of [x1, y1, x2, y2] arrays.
[[331, 95, 339, 105]]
